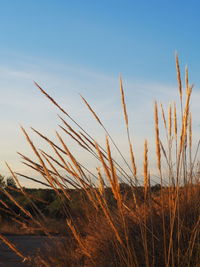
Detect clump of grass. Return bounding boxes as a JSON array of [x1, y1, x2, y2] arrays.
[[1, 55, 200, 266]]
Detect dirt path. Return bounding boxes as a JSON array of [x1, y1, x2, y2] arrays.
[[0, 235, 60, 267]]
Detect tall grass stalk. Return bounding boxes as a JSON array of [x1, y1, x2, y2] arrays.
[[1, 56, 199, 266]]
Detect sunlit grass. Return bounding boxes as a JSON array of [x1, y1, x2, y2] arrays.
[[0, 55, 199, 266]]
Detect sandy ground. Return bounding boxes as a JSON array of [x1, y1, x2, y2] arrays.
[[0, 235, 57, 267]]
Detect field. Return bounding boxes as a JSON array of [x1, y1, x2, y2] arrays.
[[0, 56, 199, 266]]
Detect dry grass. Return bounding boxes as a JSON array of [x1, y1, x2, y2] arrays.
[[1, 55, 200, 266]]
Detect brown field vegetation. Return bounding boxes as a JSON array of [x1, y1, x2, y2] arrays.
[[0, 55, 200, 266]]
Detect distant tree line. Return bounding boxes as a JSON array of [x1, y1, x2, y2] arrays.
[[0, 175, 162, 224], [0, 175, 17, 188]]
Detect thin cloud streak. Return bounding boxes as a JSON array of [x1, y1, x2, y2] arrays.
[[0, 60, 199, 187]]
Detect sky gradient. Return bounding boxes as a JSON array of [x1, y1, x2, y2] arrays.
[[0, 1, 199, 186]]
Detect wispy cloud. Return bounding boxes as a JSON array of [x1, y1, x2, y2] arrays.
[[0, 58, 199, 187]]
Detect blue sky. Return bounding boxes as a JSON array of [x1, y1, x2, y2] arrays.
[[1, 0, 200, 81], [0, 1, 199, 186], [0, 0, 200, 81]]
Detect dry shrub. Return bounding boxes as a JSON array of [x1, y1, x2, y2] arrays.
[[1, 56, 200, 266]]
